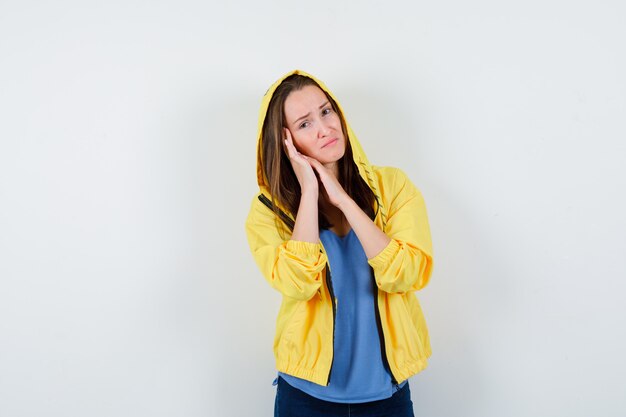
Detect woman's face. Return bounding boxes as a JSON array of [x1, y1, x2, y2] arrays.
[[283, 85, 346, 165]]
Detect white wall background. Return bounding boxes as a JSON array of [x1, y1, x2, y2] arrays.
[[1, 1, 624, 416]]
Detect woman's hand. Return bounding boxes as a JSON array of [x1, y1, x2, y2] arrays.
[[283, 128, 318, 195], [306, 157, 351, 209]]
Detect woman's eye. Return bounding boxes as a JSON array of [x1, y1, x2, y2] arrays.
[[322, 108, 332, 115], [299, 121, 309, 129]]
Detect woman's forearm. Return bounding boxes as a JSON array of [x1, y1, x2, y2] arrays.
[[339, 198, 391, 260], [291, 190, 320, 243]]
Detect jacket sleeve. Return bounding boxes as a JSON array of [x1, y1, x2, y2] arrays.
[[367, 168, 434, 294], [245, 194, 327, 301]]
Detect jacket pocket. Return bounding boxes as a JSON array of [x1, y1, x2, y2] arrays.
[[281, 300, 307, 343], [399, 294, 427, 359]]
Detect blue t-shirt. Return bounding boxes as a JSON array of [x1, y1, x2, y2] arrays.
[[278, 228, 406, 403]]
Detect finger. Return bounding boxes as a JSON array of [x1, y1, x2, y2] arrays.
[[286, 129, 303, 154], [283, 137, 293, 158], [283, 129, 296, 156], [284, 128, 294, 148], [283, 130, 297, 158], [307, 159, 327, 179], [282, 128, 288, 144], [306, 157, 323, 169], [285, 140, 301, 160], [284, 137, 307, 166]]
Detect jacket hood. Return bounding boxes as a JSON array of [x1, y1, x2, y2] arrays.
[[256, 69, 385, 217]]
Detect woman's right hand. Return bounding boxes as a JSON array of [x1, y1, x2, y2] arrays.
[[283, 128, 319, 194]]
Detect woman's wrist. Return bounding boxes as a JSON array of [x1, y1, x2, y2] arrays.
[[340, 197, 391, 259], [335, 193, 355, 212], [300, 186, 319, 200]]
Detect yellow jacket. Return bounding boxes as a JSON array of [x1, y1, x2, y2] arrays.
[[245, 69, 434, 386]]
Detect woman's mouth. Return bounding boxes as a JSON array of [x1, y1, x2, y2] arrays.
[[322, 138, 338, 148]]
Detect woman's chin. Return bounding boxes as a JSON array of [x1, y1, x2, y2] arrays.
[[318, 150, 346, 165]]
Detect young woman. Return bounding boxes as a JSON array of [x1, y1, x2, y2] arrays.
[[245, 69, 434, 417]]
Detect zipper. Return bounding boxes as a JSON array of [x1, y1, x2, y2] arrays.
[[258, 194, 295, 230], [325, 262, 336, 386], [257, 193, 337, 386], [373, 271, 398, 385]]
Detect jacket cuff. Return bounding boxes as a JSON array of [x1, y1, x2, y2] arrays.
[[367, 239, 400, 270], [286, 240, 322, 256]]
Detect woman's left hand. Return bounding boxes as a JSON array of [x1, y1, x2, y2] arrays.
[[305, 157, 351, 209]]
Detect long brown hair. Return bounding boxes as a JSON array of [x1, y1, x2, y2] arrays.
[[259, 74, 376, 236]]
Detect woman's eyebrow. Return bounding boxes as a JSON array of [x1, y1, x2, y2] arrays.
[[292, 101, 330, 126]]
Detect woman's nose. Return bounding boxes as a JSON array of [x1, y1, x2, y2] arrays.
[[317, 121, 331, 138]]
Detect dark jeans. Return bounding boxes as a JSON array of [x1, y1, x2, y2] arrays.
[[274, 376, 415, 417]]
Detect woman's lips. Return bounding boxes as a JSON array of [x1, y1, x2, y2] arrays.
[[322, 138, 338, 148]]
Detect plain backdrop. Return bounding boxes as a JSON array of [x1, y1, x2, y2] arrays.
[[1, 1, 625, 416]]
